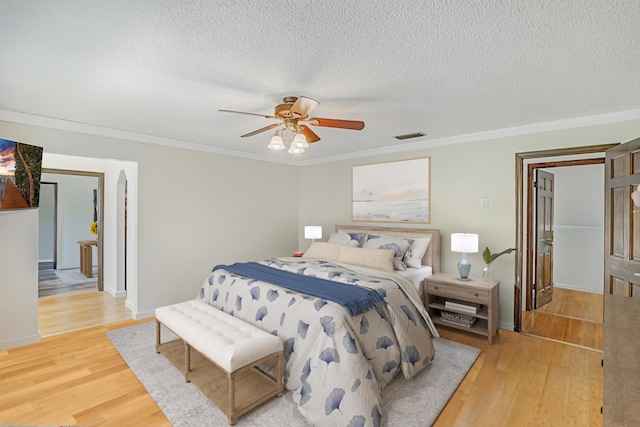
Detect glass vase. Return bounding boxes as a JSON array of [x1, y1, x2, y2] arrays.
[[482, 264, 495, 281]]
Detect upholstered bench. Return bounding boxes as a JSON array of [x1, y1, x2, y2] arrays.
[[155, 299, 283, 425]]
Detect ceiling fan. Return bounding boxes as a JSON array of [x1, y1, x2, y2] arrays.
[[219, 96, 365, 153]]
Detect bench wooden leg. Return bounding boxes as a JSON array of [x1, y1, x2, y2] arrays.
[[184, 341, 191, 383], [276, 353, 283, 397], [228, 370, 236, 425], [155, 321, 161, 353]]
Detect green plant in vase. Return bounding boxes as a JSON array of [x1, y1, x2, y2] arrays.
[[482, 246, 515, 280]]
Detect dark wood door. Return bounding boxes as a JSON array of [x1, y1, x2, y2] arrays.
[[605, 137, 640, 297], [534, 170, 555, 308]]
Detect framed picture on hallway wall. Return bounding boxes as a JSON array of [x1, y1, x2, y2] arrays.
[[352, 157, 430, 223], [0, 138, 44, 210]]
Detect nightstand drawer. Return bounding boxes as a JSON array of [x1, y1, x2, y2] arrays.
[[426, 281, 488, 304]]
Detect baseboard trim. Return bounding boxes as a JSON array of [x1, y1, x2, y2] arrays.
[[0, 332, 42, 350], [500, 321, 514, 331], [125, 299, 155, 320], [554, 282, 604, 294]]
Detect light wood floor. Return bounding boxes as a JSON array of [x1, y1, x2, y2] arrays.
[[39, 291, 131, 337], [521, 288, 604, 352], [1, 292, 603, 427], [434, 328, 602, 427]]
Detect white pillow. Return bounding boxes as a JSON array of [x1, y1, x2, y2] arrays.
[[402, 237, 431, 268], [337, 246, 395, 272], [327, 232, 367, 247], [363, 234, 410, 270], [302, 242, 343, 261]]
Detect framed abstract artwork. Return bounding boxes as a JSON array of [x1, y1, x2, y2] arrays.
[[352, 157, 430, 223]]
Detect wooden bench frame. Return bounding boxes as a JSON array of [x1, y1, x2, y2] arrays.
[[156, 320, 283, 425]]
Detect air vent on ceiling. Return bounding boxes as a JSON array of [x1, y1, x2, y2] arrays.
[[394, 132, 426, 140]]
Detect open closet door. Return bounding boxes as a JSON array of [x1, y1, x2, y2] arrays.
[[605, 137, 640, 297], [534, 170, 555, 308]]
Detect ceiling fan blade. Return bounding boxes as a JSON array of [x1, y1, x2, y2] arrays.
[[299, 125, 321, 143], [290, 96, 320, 118], [219, 109, 277, 119], [241, 123, 282, 137], [308, 118, 365, 130]]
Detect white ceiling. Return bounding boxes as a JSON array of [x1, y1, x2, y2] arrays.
[[1, 1, 639, 165]]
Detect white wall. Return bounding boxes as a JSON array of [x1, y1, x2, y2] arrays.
[[37, 183, 55, 262], [544, 164, 604, 294], [0, 209, 40, 349], [299, 119, 640, 330]]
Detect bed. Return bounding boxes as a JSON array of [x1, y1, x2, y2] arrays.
[[196, 225, 440, 426]]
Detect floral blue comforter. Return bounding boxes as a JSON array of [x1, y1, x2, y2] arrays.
[[197, 257, 436, 426]]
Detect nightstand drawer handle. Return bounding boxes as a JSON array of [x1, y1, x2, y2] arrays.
[[434, 286, 438, 290], [475, 293, 479, 297]]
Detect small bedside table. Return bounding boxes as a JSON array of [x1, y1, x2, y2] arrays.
[[423, 273, 500, 344]]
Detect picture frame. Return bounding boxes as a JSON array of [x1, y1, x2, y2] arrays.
[[352, 157, 430, 223], [0, 138, 44, 210]]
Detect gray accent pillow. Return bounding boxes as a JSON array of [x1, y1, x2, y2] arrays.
[[327, 232, 367, 247], [363, 234, 411, 270], [402, 237, 431, 268]]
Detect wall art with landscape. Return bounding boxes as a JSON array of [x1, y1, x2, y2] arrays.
[[0, 138, 44, 210]]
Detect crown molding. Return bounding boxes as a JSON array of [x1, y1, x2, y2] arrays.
[[297, 108, 640, 165], [2, 108, 640, 167], [0, 109, 298, 165]]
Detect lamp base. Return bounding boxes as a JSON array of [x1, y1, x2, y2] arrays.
[[457, 258, 472, 280]]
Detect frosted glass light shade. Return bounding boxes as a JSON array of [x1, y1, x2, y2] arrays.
[[293, 133, 309, 148], [288, 145, 305, 154], [450, 233, 479, 253], [268, 133, 285, 150]]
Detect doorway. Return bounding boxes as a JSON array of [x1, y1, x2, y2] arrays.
[[514, 144, 617, 350], [37, 170, 103, 296]]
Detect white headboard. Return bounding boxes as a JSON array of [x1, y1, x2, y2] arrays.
[[334, 225, 441, 273]]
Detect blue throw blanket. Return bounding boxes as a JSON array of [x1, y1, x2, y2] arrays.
[[212, 262, 385, 316]]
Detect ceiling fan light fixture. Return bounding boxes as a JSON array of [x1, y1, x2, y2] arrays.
[[288, 145, 305, 155], [268, 131, 286, 150], [293, 132, 309, 149], [220, 95, 364, 156]]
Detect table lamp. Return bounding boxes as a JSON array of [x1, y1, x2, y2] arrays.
[[304, 226, 322, 248], [451, 233, 479, 280]]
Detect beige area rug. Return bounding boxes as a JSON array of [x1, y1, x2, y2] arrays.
[[107, 321, 481, 426]]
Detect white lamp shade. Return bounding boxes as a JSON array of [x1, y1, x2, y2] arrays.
[[451, 233, 479, 253], [304, 226, 322, 240], [268, 133, 285, 150]]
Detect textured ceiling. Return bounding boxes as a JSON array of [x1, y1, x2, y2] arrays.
[[1, 0, 639, 164]]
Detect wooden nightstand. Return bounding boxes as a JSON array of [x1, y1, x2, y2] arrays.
[[424, 273, 500, 344]]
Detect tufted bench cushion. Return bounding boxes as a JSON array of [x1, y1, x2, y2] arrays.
[[155, 299, 283, 425], [156, 299, 282, 372]]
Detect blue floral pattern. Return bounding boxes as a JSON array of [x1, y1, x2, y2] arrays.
[[197, 257, 436, 426]]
